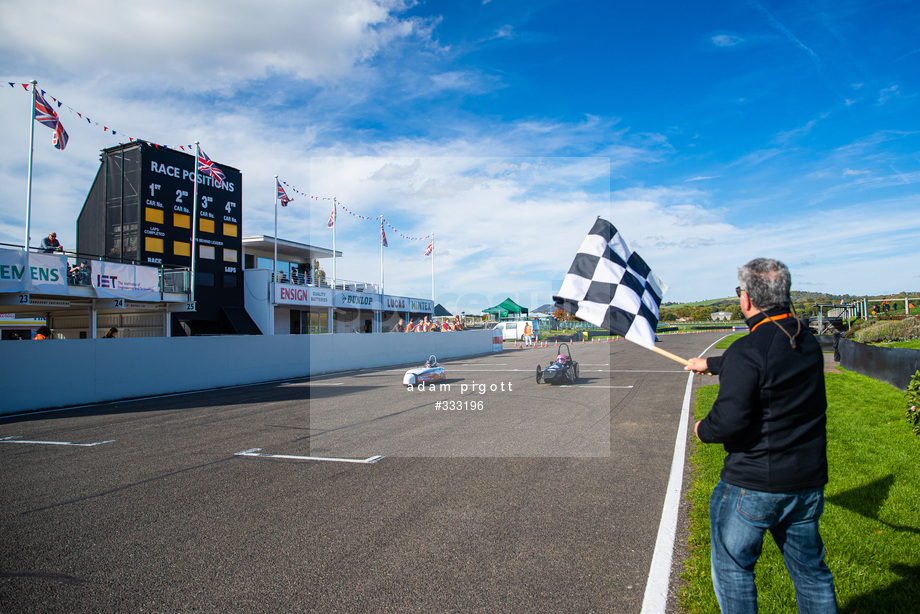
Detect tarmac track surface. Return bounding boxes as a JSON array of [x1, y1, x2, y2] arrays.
[[0, 332, 726, 613]]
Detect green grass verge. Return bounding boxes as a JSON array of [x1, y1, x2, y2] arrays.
[[680, 371, 920, 613], [872, 339, 920, 350], [714, 332, 746, 349]]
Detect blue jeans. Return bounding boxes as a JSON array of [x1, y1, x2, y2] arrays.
[[710, 480, 837, 613]]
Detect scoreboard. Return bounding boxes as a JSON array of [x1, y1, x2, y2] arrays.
[[138, 145, 243, 290]]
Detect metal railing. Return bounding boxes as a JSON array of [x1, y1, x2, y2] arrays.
[[271, 274, 380, 294], [0, 243, 191, 297]]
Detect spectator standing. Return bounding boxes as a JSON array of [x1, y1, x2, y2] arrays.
[[684, 258, 837, 613], [40, 232, 64, 253]]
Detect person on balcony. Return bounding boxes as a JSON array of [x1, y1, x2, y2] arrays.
[[41, 232, 64, 253]]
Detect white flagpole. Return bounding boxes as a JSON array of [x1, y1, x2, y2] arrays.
[[273, 175, 278, 286], [332, 199, 337, 287], [191, 141, 200, 304], [430, 233, 435, 302], [380, 215, 385, 295], [24, 80, 37, 263]]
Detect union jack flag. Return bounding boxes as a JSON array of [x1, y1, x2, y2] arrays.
[[34, 89, 68, 150], [423, 239, 433, 256], [197, 146, 226, 183], [277, 179, 292, 207], [380, 220, 388, 247], [326, 201, 336, 228]]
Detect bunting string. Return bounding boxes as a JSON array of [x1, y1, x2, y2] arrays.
[[279, 179, 432, 243], [7, 82, 434, 246], [6, 81, 200, 151]]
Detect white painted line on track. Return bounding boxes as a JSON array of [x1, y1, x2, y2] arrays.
[[0, 435, 114, 447], [450, 368, 536, 372], [558, 385, 634, 389], [641, 335, 725, 613], [281, 382, 344, 386], [459, 363, 507, 366], [451, 368, 682, 374], [235, 448, 384, 464]]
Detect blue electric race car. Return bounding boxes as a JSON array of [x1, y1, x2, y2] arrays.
[[535, 343, 580, 385]]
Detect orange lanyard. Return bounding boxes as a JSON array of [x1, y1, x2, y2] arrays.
[[750, 313, 793, 332]]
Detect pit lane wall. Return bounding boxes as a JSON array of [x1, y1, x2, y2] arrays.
[[837, 337, 920, 390], [0, 330, 496, 415]]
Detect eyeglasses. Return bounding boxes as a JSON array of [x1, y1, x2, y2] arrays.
[[735, 286, 742, 297]]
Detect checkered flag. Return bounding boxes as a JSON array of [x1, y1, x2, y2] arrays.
[[553, 218, 668, 349]]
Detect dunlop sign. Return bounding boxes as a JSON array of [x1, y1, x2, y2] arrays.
[[334, 290, 381, 310]]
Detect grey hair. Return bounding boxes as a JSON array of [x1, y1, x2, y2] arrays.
[[738, 258, 791, 311]]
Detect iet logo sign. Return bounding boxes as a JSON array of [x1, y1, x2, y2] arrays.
[[96, 274, 119, 288]]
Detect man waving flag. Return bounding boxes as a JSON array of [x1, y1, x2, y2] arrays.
[[553, 217, 668, 351], [34, 89, 68, 150]]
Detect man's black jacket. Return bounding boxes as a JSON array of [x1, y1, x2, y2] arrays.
[[697, 309, 828, 493]]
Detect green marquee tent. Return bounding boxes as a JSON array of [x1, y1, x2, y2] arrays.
[[482, 298, 529, 318]]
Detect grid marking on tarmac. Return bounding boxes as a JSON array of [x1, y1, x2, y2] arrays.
[[235, 448, 384, 464], [0, 435, 115, 447]]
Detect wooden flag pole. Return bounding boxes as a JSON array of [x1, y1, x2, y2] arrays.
[[648, 344, 692, 367], [618, 336, 694, 367]]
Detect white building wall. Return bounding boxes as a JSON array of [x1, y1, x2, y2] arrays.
[[243, 268, 272, 334]]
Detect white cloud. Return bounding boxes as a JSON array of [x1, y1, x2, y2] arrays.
[[0, 0, 433, 90], [711, 34, 744, 47], [877, 85, 900, 105]]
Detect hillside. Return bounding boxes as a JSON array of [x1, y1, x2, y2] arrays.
[[661, 291, 915, 310]]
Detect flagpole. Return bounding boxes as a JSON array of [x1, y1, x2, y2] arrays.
[[380, 215, 385, 295], [430, 233, 435, 302], [332, 199, 337, 288], [273, 175, 278, 286], [191, 141, 200, 304], [646, 343, 692, 367], [24, 80, 37, 261]]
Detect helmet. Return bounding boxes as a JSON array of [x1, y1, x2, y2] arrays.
[[556, 354, 566, 363]]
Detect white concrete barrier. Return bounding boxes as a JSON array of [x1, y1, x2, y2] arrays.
[[0, 330, 496, 415]]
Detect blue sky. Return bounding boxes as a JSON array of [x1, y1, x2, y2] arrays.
[[1, 0, 918, 313]]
